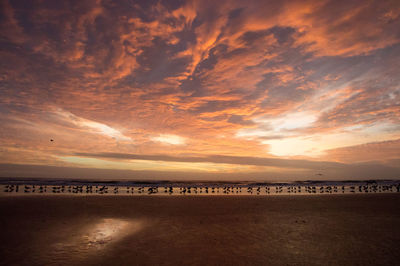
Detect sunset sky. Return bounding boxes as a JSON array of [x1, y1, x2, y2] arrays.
[[1, 0, 399, 181]]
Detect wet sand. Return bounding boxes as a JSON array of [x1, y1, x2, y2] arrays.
[[1, 195, 400, 265]]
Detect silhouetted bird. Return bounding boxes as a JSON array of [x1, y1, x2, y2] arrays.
[[50, 139, 54, 142]]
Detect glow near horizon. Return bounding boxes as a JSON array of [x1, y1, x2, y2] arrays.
[[59, 156, 279, 173]]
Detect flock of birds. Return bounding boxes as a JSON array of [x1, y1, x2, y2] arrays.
[[2, 183, 400, 195]]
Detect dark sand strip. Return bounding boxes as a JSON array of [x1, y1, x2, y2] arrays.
[[1, 195, 400, 265]]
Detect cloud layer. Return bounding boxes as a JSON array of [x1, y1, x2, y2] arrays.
[[1, 0, 400, 180]]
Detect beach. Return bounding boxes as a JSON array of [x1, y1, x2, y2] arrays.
[[1, 195, 400, 265]]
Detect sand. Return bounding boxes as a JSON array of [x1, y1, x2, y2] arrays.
[[1, 195, 400, 265]]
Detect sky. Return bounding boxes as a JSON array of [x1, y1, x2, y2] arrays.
[[0, 0, 400, 181]]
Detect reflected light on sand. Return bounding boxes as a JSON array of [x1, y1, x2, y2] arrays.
[[83, 218, 143, 248], [51, 218, 145, 263]]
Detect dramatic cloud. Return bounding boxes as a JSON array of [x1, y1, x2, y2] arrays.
[[1, 0, 399, 180]]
